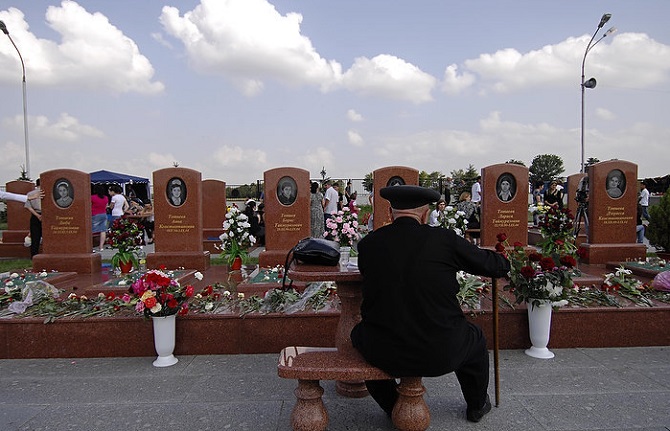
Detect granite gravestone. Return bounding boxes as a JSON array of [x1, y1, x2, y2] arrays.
[[0, 180, 34, 258], [202, 179, 227, 253], [147, 167, 210, 271], [259, 167, 310, 267], [372, 166, 419, 231], [32, 169, 101, 273], [480, 163, 529, 247], [578, 160, 646, 264]]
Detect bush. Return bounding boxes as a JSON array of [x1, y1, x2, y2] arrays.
[[647, 187, 670, 252]]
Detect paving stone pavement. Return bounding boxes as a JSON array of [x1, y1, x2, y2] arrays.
[[1, 347, 668, 431]]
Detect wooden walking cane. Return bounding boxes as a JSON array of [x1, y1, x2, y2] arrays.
[[492, 277, 500, 406]]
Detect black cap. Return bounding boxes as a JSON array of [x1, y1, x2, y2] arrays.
[[380, 185, 441, 209]]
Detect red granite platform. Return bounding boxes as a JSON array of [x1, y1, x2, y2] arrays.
[[0, 263, 667, 359]]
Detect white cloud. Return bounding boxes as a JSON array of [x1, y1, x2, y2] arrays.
[[29, 113, 104, 142], [159, 0, 342, 93], [159, 0, 436, 103], [446, 33, 670, 94], [595, 108, 616, 121], [0, 2, 164, 94], [441, 64, 476, 94], [347, 109, 363, 122], [342, 55, 435, 104], [347, 130, 364, 147]]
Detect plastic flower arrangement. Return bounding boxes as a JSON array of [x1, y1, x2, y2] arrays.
[[219, 205, 256, 267], [130, 269, 195, 317], [107, 217, 144, 269], [536, 206, 577, 256], [324, 207, 360, 247], [438, 205, 469, 237], [496, 232, 578, 309]]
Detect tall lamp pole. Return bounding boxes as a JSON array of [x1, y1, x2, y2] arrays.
[[580, 13, 616, 173], [0, 20, 31, 179]]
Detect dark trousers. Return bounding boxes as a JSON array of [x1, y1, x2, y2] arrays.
[[366, 324, 490, 414], [29, 214, 42, 257]]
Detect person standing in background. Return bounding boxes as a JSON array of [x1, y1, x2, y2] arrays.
[[471, 176, 482, 205], [639, 182, 650, 220], [24, 179, 42, 258], [91, 184, 109, 252], [310, 182, 325, 238]]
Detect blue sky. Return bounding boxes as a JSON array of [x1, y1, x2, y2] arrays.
[[1, 0, 668, 186]]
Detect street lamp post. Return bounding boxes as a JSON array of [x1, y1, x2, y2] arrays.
[[580, 14, 617, 173], [0, 20, 31, 179]]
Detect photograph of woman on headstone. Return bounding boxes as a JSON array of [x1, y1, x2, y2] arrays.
[[54, 179, 74, 208], [496, 174, 516, 202], [606, 170, 625, 198]]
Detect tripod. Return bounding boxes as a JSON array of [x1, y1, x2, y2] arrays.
[[573, 201, 589, 240]]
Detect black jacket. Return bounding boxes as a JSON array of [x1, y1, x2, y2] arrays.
[[351, 217, 510, 377]]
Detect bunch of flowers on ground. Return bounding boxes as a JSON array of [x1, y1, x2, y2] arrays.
[[496, 233, 578, 309], [219, 205, 256, 266], [324, 207, 360, 247], [601, 266, 654, 307], [130, 269, 195, 317], [107, 217, 144, 269], [438, 205, 469, 237], [456, 271, 489, 311]]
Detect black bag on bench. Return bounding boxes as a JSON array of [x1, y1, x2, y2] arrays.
[[282, 237, 341, 289]]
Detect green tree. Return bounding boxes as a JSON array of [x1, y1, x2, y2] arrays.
[[419, 171, 445, 191], [647, 187, 670, 252], [450, 164, 479, 199], [585, 158, 600, 169], [529, 154, 565, 185], [506, 159, 526, 166], [362, 172, 373, 193]]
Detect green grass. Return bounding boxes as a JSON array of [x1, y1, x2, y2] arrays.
[[0, 259, 33, 273]]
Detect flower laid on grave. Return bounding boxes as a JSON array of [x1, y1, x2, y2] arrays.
[[601, 266, 653, 307], [219, 205, 256, 267], [130, 268, 195, 317], [437, 205, 469, 237], [324, 207, 360, 247], [496, 232, 577, 309], [107, 217, 144, 270], [456, 271, 489, 311]]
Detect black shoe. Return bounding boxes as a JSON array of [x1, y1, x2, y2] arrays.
[[466, 395, 491, 422]]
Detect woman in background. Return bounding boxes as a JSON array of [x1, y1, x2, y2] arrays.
[[91, 184, 108, 252], [310, 182, 325, 238]]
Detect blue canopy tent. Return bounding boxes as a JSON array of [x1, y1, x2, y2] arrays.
[[90, 170, 151, 203]]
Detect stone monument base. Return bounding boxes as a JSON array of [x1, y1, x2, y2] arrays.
[[32, 253, 102, 274], [259, 249, 290, 268], [147, 251, 211, 272], [579, 243, 647, 265]]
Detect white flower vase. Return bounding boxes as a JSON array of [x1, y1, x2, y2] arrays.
[[151, 314, 179, 367], [525, 300, 555, 359], [339, 246, 351, 267]]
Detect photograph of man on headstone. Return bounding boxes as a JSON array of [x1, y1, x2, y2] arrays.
[[54, 179, 74, 208], [277, 176, 297, 206], [606, 169, 625, 198], [167, 178, 187, 206]]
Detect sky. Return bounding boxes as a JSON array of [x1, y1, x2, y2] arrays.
[[0, 0, 669, 187]]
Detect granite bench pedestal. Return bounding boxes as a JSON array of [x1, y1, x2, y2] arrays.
[[278, 346, 429, 431], [281, 263, 430, 431]]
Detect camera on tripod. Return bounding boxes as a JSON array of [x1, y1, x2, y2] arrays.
[[575, 176, 589, 205]]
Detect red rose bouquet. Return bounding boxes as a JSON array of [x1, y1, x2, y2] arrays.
[[131, 269, 194, 317], [496, 233, 578, 309]]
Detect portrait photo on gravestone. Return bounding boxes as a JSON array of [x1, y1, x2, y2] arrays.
[[277, 176, 297, 206], [54, 178, 74, 208], [167, 177, 187, 207]]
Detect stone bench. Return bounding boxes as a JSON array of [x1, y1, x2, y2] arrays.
[[278, 346, 430, 431]]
